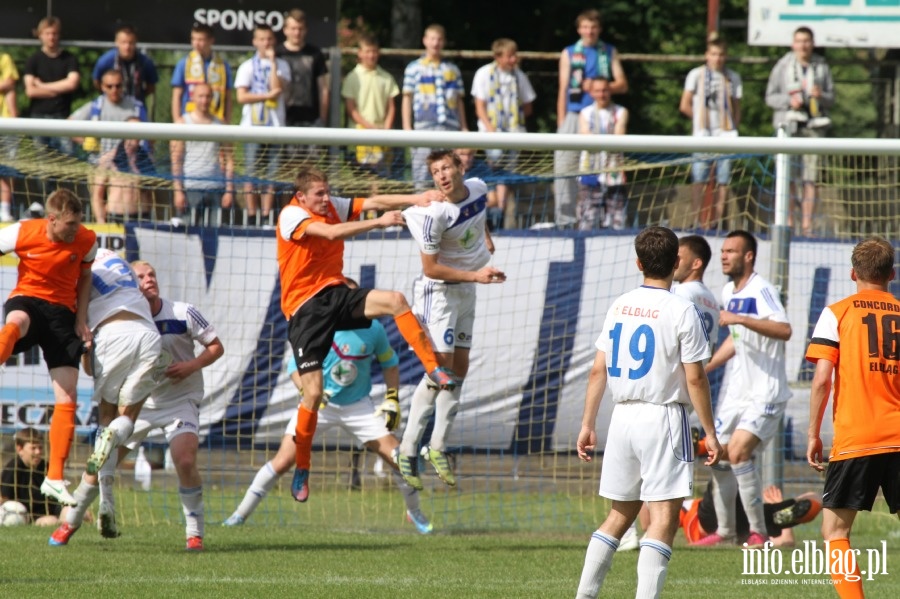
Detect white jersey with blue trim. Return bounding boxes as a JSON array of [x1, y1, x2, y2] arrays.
[[721, 273, 791, 404], [147, 297, 218, 406], [403, 178, 492, 275], [287, 320, 399, 406], [673, 280, 720, 354], [87, 248, 153, 329], [595, 285, 710, 406]]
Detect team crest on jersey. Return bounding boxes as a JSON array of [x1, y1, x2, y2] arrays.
[[69, 252, 78, 262], [329, 359, 358, 387], [459, 227, 477, 249]]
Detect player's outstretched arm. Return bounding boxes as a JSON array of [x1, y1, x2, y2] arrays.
[[577, 351, 607, 462], [362, 190, 445, 211], [806, 358, 834, 472], [705, 334, 734, 374], [683, 361, 722, 466], [419, 253, 505, 284], [302, 212, 405, 241], [720, 310, 792, 341]]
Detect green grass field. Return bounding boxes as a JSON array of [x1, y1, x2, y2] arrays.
[[2, 491, 898, 599]]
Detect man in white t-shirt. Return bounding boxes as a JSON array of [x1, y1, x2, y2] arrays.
[[576, 77, 629, 230], [394, 149, 506, 490], [234, 24, 291, 225], [171, 82, 235, 224], [679, 37, 742, 230], [575, 226, 721, 599], [694, 230, 792, 549], [49, 248, 162, 546], [471, 38, 536, 229]]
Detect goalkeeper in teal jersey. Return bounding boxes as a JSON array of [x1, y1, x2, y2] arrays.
[[224, 281, 432, 533]]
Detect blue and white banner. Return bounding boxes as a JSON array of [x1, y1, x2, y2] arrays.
[[4, 226, 876, 456]]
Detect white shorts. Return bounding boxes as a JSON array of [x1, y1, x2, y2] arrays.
[[599, 401, 695, 502], [413, 278, 476, 353], [284, 396, 390, 445], [91, 318, 161, 407], [714, 397, 786, 445], [127, 399, 200, 447]]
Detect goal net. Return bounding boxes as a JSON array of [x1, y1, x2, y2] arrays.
[[1, 120, 897, 533]]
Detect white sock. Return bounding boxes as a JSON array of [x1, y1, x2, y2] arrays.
[[429, 385, 462, 451], [107, 415, 135, 447], [180, 486, 204, 538], [66, 475, 99, 527], [98, 453, 117, 506], [391, 469, 420, 512], [234, 461, 279, 520], [733, 459, 766, 536], [636, 539, 672, 599], [399, 376, 438, 456], [710, 462, 738, 537], [575, 531, 618, 599]]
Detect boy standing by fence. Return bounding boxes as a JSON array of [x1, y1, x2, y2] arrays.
[[341, 34, 399, 176]]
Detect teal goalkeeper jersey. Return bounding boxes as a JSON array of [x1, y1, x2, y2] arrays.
[[286, 320, 399, 405]]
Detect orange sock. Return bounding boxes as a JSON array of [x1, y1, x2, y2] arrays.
[[47, 402, 77, 480], [294, 405, 318, 470], [394, 309, 439, 373], [697, 438, 707, 456], [829, 538, 865, 599], [0, 322, 21, 363]]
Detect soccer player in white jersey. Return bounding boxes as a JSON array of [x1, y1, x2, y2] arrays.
[[83, 260, 223, 550], [673, 234, 720, 352], [223, 279, 433, 534], [575, 226, 722, 599], [49, 248, 162, 546], [394, 149, 506, 489], [694, 230, 792, 548], [618, 233, 723, 552]]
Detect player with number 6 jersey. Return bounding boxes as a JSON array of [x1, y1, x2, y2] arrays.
[[396, 149, 506, 490], [575, 226, 721, 599]]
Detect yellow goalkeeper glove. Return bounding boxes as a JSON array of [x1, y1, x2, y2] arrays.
[[375, 389, 401, 431]]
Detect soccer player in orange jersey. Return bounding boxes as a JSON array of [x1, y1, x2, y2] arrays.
[[806, 236, 900, 599], [277, 167, 457, 503], [0, 189, 97, 506]]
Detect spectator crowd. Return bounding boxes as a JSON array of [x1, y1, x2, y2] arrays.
[[0, 10, 834, 232]]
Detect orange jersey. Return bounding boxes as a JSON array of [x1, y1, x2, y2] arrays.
[[0, 219, 97, 312], [276, 194, 365, 319], [806, 289, 900, 460]]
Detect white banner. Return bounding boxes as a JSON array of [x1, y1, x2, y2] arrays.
[[749, 0, 900, 48], [3, 229, 856, 456]]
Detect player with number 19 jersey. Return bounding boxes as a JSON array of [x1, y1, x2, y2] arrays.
[[597, 285, 710, 405]]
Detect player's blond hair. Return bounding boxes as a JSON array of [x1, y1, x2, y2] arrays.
[[294, 168, 329, 194], [45, 189, 83, 216], [852, 237, 894, 284]]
